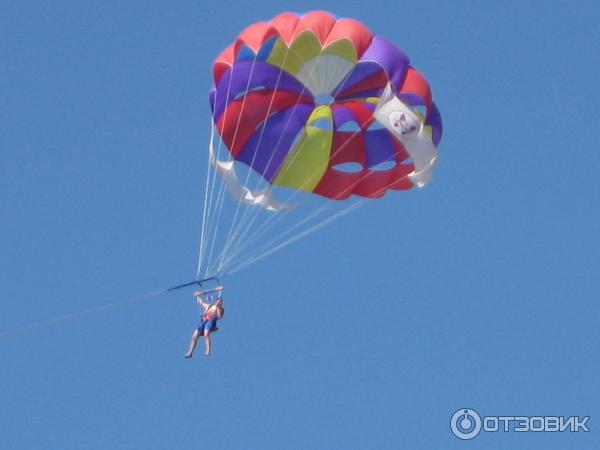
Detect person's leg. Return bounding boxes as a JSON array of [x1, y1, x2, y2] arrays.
[[204, 329, 212, 356], [184, 329, 200, 358]]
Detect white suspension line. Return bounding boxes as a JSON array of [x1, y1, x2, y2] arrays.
[[221, 59, 365, 259], [204, 162, 231, 277], [210, 55, 262, 275], [221, 113, 371, 265], [214, 49, 294, 272], [218, 44, 339, 267], [215, 42, 328, 272], [221, 140, 425, 274], [223, 159, 417, 275], [202, 41, 432, 278], [226, 200, 365, 275], [197, 63, 237, 277], [196, 121, 219, 277]]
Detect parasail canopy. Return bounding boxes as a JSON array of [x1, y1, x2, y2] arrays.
[[197, 11, 443, 279]]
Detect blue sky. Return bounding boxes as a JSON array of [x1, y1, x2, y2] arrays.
[[1, 1, 599, 449]]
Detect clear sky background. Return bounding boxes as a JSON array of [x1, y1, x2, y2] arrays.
[[1, 1, 599, 449]]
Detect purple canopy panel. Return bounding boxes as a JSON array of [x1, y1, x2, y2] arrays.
[[360, 35, 410, 93], [427, 103, 443, 146], [398, 92, 425, 107], [236, 104, 314, 182], [209, 88, 216, 113], [332, 36, 408, 101], [364, 129, 397, 168], [331, 63, 383, 98], [212, 61, 309, 122], [332, 105, 359, 128]]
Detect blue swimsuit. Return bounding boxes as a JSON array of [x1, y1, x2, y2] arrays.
[[197, 307, 219, 335]]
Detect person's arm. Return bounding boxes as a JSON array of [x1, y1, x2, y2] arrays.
[[194, 292, 210, 310]]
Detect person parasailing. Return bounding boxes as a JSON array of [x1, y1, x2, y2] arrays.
[[184, 286, 224, 358]]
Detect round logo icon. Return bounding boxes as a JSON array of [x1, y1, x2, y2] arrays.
[[388, 110, 419, 137], [450, 408, 482, 440]]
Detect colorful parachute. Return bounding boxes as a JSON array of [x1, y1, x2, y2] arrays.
[[198, 11, 443, 278], [210, 11, 442, 200]]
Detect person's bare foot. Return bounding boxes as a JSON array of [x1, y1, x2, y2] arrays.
[[184, 353, 193, 359], [204, 352, 210, 357]]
